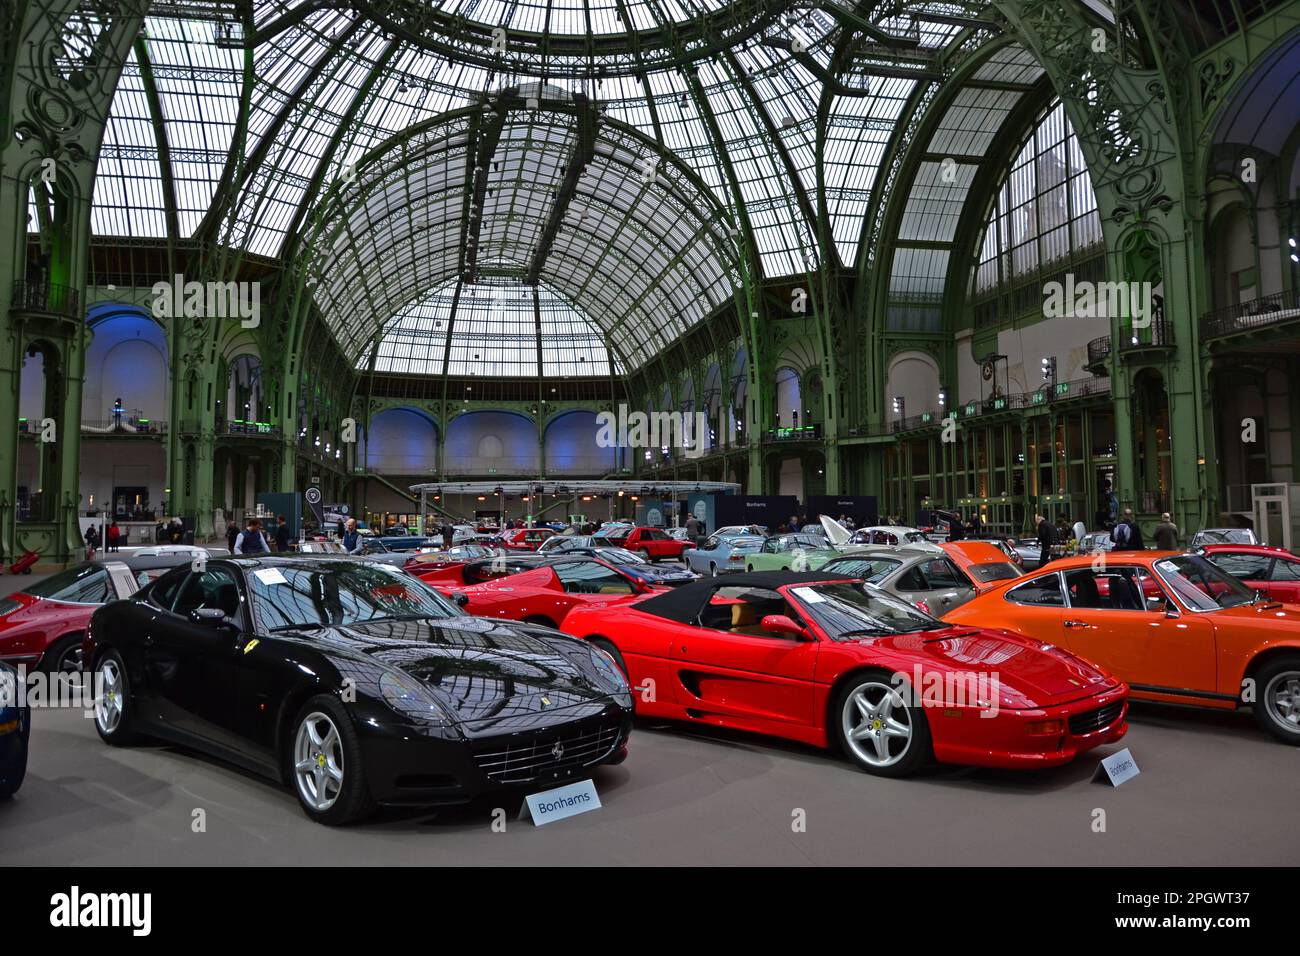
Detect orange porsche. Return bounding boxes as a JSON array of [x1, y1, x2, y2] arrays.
[[942, 551, 1300, 743]]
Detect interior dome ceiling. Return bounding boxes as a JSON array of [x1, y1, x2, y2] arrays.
[[354, 0, 787, 76], [81, 1, 1035, 374]]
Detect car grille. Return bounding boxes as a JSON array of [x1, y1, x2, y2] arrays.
[[1068, 700, 1124, 735], [472, 720, 623, 785]]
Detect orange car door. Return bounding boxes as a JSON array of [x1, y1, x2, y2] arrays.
[[1059, 565, 1217, 698], [992, 571, 1069, 642]]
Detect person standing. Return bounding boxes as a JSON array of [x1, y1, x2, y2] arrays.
[[342, 518, 363, 555], [442, 521, 454, 551], [1035, 513, 1054, 568], [84, 524, 100, 559], [274, 515, 291, 553], [107, 520, 120, 553], [685, 513, 701, 543], [225, 520, 239, 554], [234, 518, 269, 555], [1112, 508, 1145, 550], [1154, 512, 1179, 551], [947, 515, 965, 541]]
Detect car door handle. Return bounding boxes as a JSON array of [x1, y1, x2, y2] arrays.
[[1064, 619, 1088, 628]]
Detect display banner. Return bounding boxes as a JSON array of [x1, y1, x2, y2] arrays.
[[806, 495, 878, 528], [713, 495, 800, 529]]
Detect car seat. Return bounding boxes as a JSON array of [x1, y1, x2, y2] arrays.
[[213, 582, 241, 617], [1108, 574, 1142, 610], [1071, 574, 1102, 609]]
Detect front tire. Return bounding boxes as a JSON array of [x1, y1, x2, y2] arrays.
[[522, 614, 557, 629], [40, 633, 83, 676], [1253, 657, 1300, 744], [93, 650, 138, 746], [289, 695, 376, 826], [833, 671, 932, 777]]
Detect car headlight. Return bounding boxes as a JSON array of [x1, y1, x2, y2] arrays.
[[379, 671, 449, 723], [590, 647, 629, 693]]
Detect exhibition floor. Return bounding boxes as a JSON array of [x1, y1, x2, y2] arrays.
[[1, 678, 1292, 866]]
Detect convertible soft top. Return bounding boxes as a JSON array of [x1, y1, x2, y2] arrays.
[[634, 570, 858, 623]]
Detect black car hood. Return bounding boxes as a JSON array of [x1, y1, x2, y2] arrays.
[[281, 616, 617, 728]]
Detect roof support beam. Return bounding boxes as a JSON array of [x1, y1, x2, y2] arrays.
[[526, 96, 598, 285]]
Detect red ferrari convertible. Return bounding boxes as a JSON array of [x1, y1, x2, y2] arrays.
[[561, 571, 1128, 776], [421, 555, 655, 630], [0, 555, 194, 673]]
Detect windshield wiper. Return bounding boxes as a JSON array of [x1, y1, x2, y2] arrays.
[[839, 627, 893, 637]]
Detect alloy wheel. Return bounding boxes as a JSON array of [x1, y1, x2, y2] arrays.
[[841, 680, 913, 768], [95, 658, 124, 735], [294, 711, 345, 812], [1265, 670, 1300, 730]]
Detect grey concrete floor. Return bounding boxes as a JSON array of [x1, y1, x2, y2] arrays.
[[3, 566, 1296, 865]]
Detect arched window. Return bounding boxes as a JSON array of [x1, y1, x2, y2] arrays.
[[974, 101, 1103, 294]]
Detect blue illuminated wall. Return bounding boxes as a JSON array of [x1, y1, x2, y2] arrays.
[[544, 411, 616, 475], [365, 408, 438, 473], [82, 304, 168, 424], [444, 411, 539, 475]]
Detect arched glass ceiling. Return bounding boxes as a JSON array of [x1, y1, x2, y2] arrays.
[[310, 95, 737, 368], [78, 2, 1010, 370], [370, 278, 621, 377]]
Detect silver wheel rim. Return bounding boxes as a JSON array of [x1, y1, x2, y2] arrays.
[[1265, 671, 1300, 731], [95, 658, 123, 734], [842, 680, 913, 767], [294, 712, 345, 812]]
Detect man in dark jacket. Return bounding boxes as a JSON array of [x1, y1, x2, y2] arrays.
[[226, 521, 238, 553], [1113, 509, 1146, 550], [1154, 513, 1178, 551], [1035, 513, 1055, 568], [274, 515, 291, 552], [947, 515, 965, 542]]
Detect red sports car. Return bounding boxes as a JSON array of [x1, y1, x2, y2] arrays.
[[421, 555, 655, 630], [594, 526, 691, 561], [497, 527, 556, 551], [0, 556, 191, 673], [561, 571, 1128, 776], [1200, 544, 1300, 604]]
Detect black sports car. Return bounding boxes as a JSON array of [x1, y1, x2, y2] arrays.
[[84, 557, 633, 825]]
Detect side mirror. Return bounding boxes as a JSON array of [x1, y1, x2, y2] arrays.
[[453, 592, 470, 607], [191, 607, 231, 627], [761, 614, 808, 639], [1163, 604, 1180, 618]]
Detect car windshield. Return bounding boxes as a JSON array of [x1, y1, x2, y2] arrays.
[[789, 582, 945, 638], [246, 562, 462, 631], [597, 547, 644, 564], [25, 563, 110, 603], [1152, 554, 1258, 610], [822, 557, 901, 582], [967, 562, 1022, 584], [1196, 529, 1255, 544]]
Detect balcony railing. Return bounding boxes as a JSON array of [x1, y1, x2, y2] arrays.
[[1200, 289, 1300, 340], [1086, 335, 1111, 368], [856, 376, 1113, 437], [11, 280, 80, 319], [81, 418, 167, 435], [1116, 314, 1175, 352]]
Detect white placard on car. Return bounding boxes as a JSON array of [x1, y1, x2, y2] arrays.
[[1092, 747, 1140, 787], [525, 779, 602, 826], [254, 567, 288, 586]]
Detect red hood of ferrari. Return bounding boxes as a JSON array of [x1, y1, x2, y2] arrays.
[[850, 626, 1118, 708]]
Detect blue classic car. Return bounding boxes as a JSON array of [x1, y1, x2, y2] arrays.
[[684, 533, 767, 576], [0, 662, 29, 799]]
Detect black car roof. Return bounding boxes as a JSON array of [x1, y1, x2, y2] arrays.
[[635, 570, 858, 623]]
